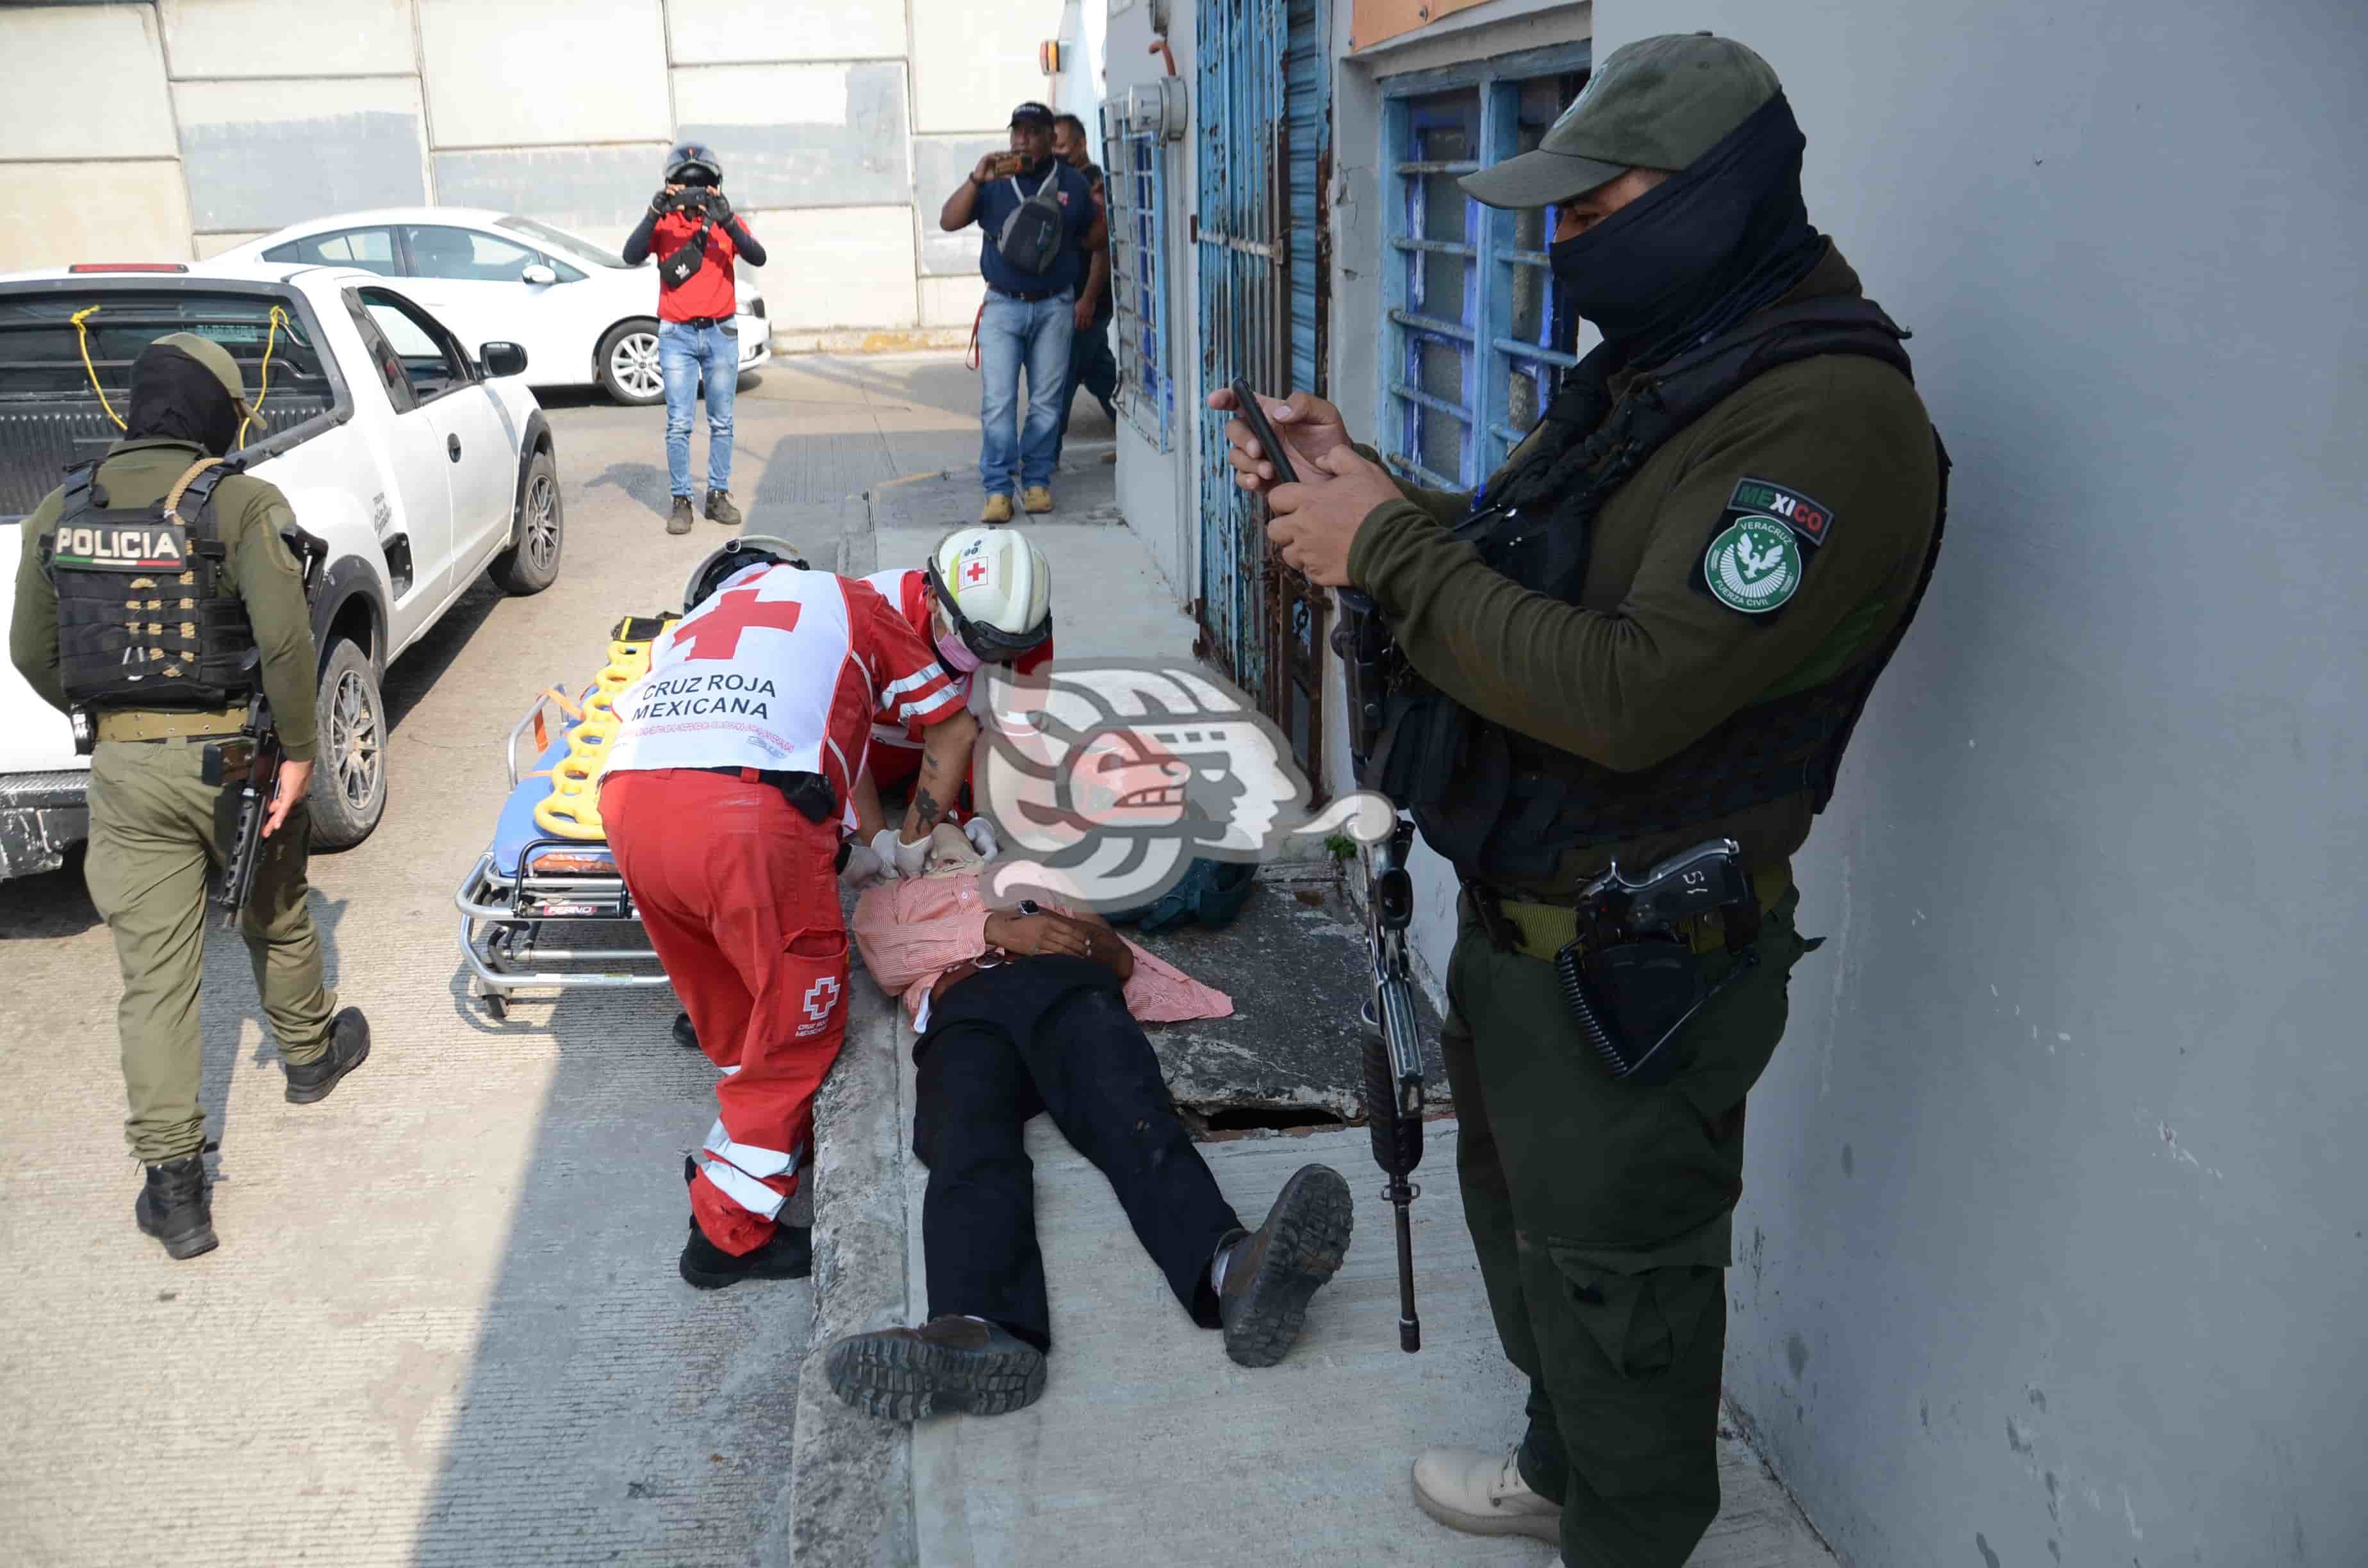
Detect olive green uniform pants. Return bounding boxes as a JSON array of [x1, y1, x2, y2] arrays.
[[1440, 888, 1814, 1568], [83, 737, 336, 1163]]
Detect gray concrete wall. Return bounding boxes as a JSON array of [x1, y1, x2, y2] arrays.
[[0, 0, 1081, 341]]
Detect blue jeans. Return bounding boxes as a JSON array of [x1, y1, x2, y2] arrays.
[[661, 318, 739, 496], [978, 290, 1075, 495]]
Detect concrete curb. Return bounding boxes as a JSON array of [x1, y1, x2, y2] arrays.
[[777, 972, 918, 1568]]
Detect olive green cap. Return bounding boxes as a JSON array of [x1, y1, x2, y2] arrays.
[[149, 331, 251, 409], [1459, 33, 1782, 210]]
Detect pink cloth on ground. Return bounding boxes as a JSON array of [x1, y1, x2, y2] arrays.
[[850, 872, 1234, 1025]]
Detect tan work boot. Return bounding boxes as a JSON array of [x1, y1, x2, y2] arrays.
[[1020, 485, 1053, 514], [1410, 1446, 1561, 1542], [982, 493, 1015, 524]]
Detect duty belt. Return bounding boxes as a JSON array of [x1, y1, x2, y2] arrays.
[[95, 706, 247, 744], [1467, 861, 1794, 963]]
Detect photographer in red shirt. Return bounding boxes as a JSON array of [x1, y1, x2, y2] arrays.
[[623, 143, 767, 535]]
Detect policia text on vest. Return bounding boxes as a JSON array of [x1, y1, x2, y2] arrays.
[[1221, 34, 1946, 1568], [8, 334, 372, 1262]]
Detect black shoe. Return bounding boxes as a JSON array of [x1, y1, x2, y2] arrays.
[[1217, 1163, 1353, 1368], [671, 1011, 700, 1050], [667, 495, 695, 535], [135, 1154, 217, 1260], [825, 1316, 1048, 1421], [705, 489, 741, 527], [284, 1007, 371, 1104], [680, 1215, 811, 1289]]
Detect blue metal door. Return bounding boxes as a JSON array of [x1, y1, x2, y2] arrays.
[[1196, 0, 1329, 778]]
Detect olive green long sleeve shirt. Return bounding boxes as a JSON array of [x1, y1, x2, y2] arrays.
[[1344, 247, 1939, 884], [10, 437, 321, 761]]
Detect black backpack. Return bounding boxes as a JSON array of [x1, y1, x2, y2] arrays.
[[992, 168, 1067, 277]]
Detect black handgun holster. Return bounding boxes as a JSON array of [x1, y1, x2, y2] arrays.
[[1556, 931, 1760, 1088]]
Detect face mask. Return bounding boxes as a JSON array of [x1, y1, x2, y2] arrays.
[[935, 628, 983, 674], [1547, 94, 1823, 363]]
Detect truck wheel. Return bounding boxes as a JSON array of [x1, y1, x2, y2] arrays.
[[489, 449, 562, 595], [597, 320, 664, 405], [307, 637, 388, 851]]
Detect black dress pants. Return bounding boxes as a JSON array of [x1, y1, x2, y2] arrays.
[[912, 956, 1243, 1353]]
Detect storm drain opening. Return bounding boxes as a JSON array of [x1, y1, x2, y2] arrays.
[[1177, 1100, 1353, 1141]]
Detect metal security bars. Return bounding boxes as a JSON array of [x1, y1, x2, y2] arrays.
[[1380, 50, 1590, 491], [1101, 105, 1174, 452]]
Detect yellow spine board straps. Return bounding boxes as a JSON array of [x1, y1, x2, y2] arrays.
[[529, 627, 664, 842]]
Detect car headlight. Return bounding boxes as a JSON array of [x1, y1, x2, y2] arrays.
[[746, 295, 766, 320]]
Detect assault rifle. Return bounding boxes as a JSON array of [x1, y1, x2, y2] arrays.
[[208, 526, 327, 930], [1335, 585, 1426, 1353]]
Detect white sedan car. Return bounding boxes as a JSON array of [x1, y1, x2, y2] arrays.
[[205, 207, 768, 405]]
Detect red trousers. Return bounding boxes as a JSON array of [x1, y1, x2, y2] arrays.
[[602, 769, 848, 1255]]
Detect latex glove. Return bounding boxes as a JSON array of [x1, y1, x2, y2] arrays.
[[891, 833, 931, 879], [867, 828, 907, 881], [839, 842, 888, 890], [962, 817, 1001, 861]]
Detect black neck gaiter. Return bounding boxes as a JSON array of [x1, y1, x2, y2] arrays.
[[1548, 93, 1827, 368], [125, 343, 240, 457]]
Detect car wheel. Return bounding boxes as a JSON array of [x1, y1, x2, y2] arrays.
[[598, 320, 664, 405], [489, 448, 563, 596], [307, 638, 388, 851]]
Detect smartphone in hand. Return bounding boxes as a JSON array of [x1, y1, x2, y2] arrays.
[[1228, 378, 1301, 485]]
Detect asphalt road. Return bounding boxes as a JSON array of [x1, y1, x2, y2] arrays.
[[0, 356, 1083, 1567]]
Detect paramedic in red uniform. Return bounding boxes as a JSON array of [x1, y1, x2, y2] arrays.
[[600, 536, 978, 1287], [857, 526, 1053, 850]]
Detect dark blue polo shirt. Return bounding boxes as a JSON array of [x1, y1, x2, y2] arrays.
[[973, 159, 1097, 297]]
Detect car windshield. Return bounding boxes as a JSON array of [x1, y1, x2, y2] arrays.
[[497, 216, 631, 270]]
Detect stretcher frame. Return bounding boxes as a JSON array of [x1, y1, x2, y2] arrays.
[[452, 687, 671, 1019]]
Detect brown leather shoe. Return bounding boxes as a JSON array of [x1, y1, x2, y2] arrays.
[[825, 1316, 1047, 1420], [1218, 1163, 1353, 1367]]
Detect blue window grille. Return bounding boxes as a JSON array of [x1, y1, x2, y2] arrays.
[[1101, 106, 1173, 452], [1380, 50, 1591, 490]]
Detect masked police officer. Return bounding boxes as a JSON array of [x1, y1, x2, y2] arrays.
[[9, 334, 370, 1262], [1218, 34, 1945, 1565]]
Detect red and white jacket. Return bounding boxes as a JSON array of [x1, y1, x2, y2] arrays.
[[606, 566, 966, 824], [860, 567, 1053, 785]]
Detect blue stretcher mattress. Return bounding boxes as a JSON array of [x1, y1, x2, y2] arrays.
[[488, 725, 614, 877]]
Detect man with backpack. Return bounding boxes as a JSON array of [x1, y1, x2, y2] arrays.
[[939, 102, 1105, 523]]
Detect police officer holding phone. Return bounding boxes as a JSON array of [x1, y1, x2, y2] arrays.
[[1217, 35, 1945, 1565], [10, 333, 370, 1262]]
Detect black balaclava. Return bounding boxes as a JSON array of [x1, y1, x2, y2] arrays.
[[124, 342, 240, 457], [1548, 92, 1827, 368]]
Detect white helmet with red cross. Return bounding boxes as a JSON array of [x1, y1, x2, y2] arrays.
[[926, 527, 1052, 663]]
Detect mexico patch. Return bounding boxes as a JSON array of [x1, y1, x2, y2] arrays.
[[1697, 477, 1836, 616]]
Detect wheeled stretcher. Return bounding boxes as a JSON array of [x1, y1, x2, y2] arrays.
[[452, 617, 678, 1019]]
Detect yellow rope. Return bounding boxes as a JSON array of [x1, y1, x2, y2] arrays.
[[234, 306, 288, 449], [70, 307, 127, 430]]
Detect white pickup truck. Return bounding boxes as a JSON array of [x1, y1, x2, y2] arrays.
[[0, 263, 563, 878]]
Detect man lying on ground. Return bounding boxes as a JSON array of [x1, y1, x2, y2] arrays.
[[825, 828, 1354, 1419]]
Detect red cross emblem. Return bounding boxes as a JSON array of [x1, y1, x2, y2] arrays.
[[676, 586, 803, 661], [965, 561, 989, 585]]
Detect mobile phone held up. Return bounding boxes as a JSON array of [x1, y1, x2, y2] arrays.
[[1227, 379, 1300, 486]]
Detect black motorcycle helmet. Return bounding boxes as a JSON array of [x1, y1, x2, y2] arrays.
[[664, 143, 723, 188], [684, 534, 807, 612]]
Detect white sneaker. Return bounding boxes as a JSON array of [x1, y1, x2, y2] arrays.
[[1410, 1446, 1561, 1542]]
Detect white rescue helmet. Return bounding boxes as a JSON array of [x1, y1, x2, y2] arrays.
[[683, 534, 808, 611], [925, 527, 1052, 662]]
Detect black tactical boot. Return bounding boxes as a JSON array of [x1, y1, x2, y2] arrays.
[[1217, 1163, 1354, 1367], [671, 1011, 700, 1050], [135, 1154, 217, 1260], [680, 1215, 811, 1288], [667, 495, 695, 535], [284, 1007, 372, 1104], [705, 489, 742, 527], [825, 1316, 1048, 1421]]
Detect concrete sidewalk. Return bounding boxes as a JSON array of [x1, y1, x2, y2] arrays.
[[788, 448, 1840, 1567]]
